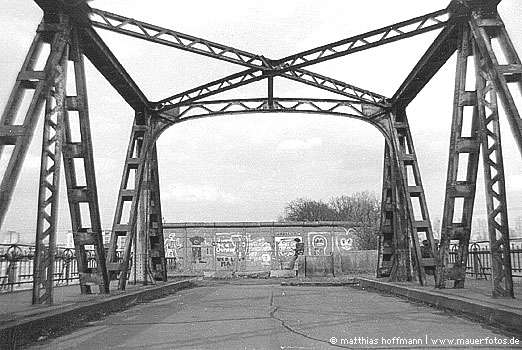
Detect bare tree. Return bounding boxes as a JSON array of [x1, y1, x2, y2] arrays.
[[281, 191, 380, 250], [282, 198, 337, 222], [329, 191, 380, 250]]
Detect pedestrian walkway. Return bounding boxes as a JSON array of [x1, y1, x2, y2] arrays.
[[356, 275, 522, 336], [279, 274, 522, 336], [0, 279, 197, 349], [0, 275, 520, 349]]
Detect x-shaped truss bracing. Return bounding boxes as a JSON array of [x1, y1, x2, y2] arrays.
[[89, 7, 450, 110]]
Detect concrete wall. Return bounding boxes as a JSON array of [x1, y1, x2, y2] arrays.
[[163, 223, 362, 273], [299, 250, 378, 277], [303, 255, 335, 277]]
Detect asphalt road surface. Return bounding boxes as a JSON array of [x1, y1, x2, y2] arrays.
[[27, 281, 520, 349]]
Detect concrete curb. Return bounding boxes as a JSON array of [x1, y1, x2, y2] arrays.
[[281, 279, 359, 287], [357, 278, 522, 334], [0, 279, 196, 349]]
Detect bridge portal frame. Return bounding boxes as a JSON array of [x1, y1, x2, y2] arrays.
[[0, 0, 519, 303]]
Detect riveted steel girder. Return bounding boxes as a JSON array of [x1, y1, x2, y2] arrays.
[[376, 109, 437, 286], [106, 112, 171, 290], [393, 22, 459, 108], [88, 9, 392, 110], [139, 146, 168, 283], [438, 24, 481, 289], [162, 98, 386, 126], [273, 9, 449, 71], [33, 27, 70, 305], [79, 26, 149, 111], [473, 39, 514, 298], [90, 9, 273, 70], [62, 28, 110, 295], [33, 0, 149, 111]]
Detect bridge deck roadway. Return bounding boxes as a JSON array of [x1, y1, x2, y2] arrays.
[[0, 276, 521, 349]]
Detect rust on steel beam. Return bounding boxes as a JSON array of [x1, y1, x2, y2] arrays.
[[273, 9, 450, 72], [393, 0, 505, 108], [392, 22, 459, 108], [34, 0, 149, 111], [79, 26, 149, 111], [33, 0, 92, 26], [448, 0, 502, 16], [90, 9, 273, 70], [469, 12, 522, 157]]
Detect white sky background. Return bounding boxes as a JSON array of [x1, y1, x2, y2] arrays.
[[0, 0, 521, 240]]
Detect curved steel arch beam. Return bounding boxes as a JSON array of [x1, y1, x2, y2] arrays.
[[155, 97, 390, 142], [181, 98, 382, 121]]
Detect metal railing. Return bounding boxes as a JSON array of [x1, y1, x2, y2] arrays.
[[0, 244, 125, 292], [2, 239, 521, 291], [448, 239, 522, 280]]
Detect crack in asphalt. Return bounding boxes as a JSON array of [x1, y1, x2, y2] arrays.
[[267, 290, 486, 350]]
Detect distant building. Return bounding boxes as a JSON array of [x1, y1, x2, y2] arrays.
[[0, 230, 34, 245]]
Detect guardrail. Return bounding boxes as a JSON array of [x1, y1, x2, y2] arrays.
[[0, 244, 125, 292], [1, 240, 521, 291], [449, 240, 522, 280]]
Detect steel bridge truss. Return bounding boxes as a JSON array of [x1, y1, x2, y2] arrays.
[[0, 0, 520, 302]]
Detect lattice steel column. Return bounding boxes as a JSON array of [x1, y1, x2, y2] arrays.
[[377, 143, 411, 280], [33, 19, 71, 305], [136, 145, 168, 284], [473, 40, 514, 298], [106, 112, 169, 290], [437, 24, 481, 289], [146, 146, 168, 282], [468, 10, 522, 157], [0, 20, 68, 232], [381, 109, 437, 286], [62, 28, 109, 294]]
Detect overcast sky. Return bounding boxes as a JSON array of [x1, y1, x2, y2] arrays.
[[1, 0, 521, 240]]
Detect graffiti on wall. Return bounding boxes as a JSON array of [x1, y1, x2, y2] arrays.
[[309, 233, 328, 255], [163, 225, 359, 272], [247, 237, 272, 265]]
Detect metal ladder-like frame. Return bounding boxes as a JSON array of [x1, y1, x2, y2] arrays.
[[106, 113, 169, 290], [140, 146, 168, 283], [0, 15, 108, 304], [378, 110, 437, 285], [468, 7, 520, 298], [438, 24, 481, 289], [62, 28, 110, 294], [438, 7, 517, 297], [377, 144, 413, 280]]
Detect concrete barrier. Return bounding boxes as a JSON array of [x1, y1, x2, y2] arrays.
[[304, 255, 335, 277], [296, 251, 378, 277], [340, 250, 378, 274]]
